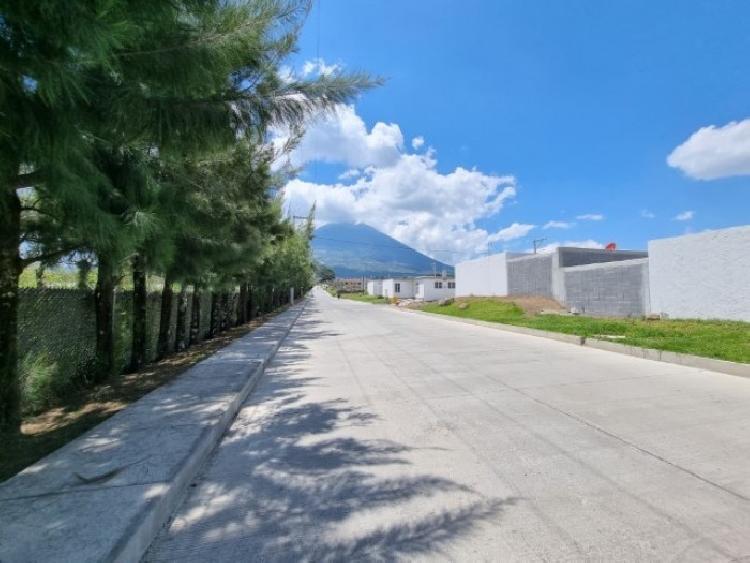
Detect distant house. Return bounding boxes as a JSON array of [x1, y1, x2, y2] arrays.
[[335, 277, 364, 292], [414, 276, 455, 301], [382, 278, 415, 299], [366, 279, 383, 296]]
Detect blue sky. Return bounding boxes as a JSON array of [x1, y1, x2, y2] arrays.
[[278, 1, 750, 263]]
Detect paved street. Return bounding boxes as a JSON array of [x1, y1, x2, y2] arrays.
[[148, 288, 750, 561]]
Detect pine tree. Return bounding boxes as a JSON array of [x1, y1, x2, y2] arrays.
[[0, 0, 378, 430]]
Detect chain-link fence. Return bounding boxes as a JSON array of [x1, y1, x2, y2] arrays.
[[18, 287, 242, 414]]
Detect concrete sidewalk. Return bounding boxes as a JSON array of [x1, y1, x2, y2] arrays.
[[0, 302, 304, 563]]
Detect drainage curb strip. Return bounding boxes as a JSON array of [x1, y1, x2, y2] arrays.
[[399, 307, 749, 379]]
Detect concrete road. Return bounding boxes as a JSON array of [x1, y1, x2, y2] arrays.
[[148, 288, 750, 561]]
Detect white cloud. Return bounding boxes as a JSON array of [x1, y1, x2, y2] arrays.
[[673, 210, 695, 221], [543, 220, 575, 230], [487, 223, 535, 243], [281, 105, 520, 262], [274, 104, 403, 169], [667, 118, 750, 180], [533, 239, 605, 254], [337, 168, 361, 181], [641, 209, 655, 219], [411, 136, 425, 150], [576, 213, 604, 221], [302, 57, 341, 77]]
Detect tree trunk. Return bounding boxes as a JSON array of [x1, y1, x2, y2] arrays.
[[174, 285, 188, 352], [0, 186, 22, 431], [209, 292, 220, 337], [248, 285, 255, 321], [218, 292, 227, 332], [94, 254, 116, 381], [35, 264, 45, 288], [129, 253, 148, 372], [157, 271, 175, 359], [189, 286, 202, 345], [238, 284, 248, 326]]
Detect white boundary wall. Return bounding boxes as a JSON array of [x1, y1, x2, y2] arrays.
[[455, 253, 512, 297], [648, 226, 750, 321]]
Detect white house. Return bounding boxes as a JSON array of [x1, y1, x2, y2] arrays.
[[382, 278, 415, 299], [414, 276, 455, 301], [366, 279, 383, 296]]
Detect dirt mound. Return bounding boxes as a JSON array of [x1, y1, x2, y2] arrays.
[[454, 295, 566, 316]]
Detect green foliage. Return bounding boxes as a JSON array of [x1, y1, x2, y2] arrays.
[[422, 299, 750, 364], [339, 292, 388, 305], [19, 352, 60, 414], [1, 0, 378, 428]]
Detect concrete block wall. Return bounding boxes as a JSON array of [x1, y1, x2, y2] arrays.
[[553, 248, 649, 304], [563, 258, 650, 317], [557, 248, 648, 267], [507, 254, 554, 297], [648, 226, 750, 321]]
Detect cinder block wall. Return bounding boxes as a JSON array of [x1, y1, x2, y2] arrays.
[[507, 254, 554, 297], [563, 259, 650, 317], [558, 248, 648, 268], [649, 226, 750, 321]]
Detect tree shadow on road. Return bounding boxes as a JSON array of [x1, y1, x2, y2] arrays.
[[148, 307, 519, 562]]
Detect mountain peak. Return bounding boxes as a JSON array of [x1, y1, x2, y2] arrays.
[[312, 223, 452, 277]]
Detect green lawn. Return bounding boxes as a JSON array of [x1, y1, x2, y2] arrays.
[[422, 298, 750, 364], [339, 292, 388, 304]]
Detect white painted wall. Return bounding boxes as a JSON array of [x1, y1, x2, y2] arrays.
[[366, 280, 383, 296], [455, 253, 511, 297], [382, 278, 415, 299], [414, 278, 456, 301], [648, 225, 750, 321]]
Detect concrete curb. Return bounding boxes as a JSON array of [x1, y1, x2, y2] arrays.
[[0, 301, 306, 563], [399, 307, 750, 379]]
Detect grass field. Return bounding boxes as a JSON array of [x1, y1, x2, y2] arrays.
[[339, 292, 388, 304], [421, 298, 750, 364]]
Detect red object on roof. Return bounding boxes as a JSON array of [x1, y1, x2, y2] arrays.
[[605, 242, 617, 251]]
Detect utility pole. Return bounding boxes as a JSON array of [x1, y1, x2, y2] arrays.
[[533, 238, 547, 254]]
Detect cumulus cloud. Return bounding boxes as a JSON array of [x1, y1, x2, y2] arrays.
[[337, 168, 361, 181], [274, 104, 403, 169], [667, 118, 750, 180], [281, 105, 522, 262], [673, 210, 695, 221], [302, 57, 341, 77], [533, 240, 605, 254], [488, 223, 535, 243], [576, 213, 604, 221], [641, 209, 655, 219], [285, 154, 518, 262], [278, 100, 539, 262], [543, 220, 575, 230]]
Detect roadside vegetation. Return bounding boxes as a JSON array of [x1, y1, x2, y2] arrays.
[[339, 292, 389, 304], [0, 311, 287, 482], [421, 298, 750, 364], [0, 1, 376, 440]]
